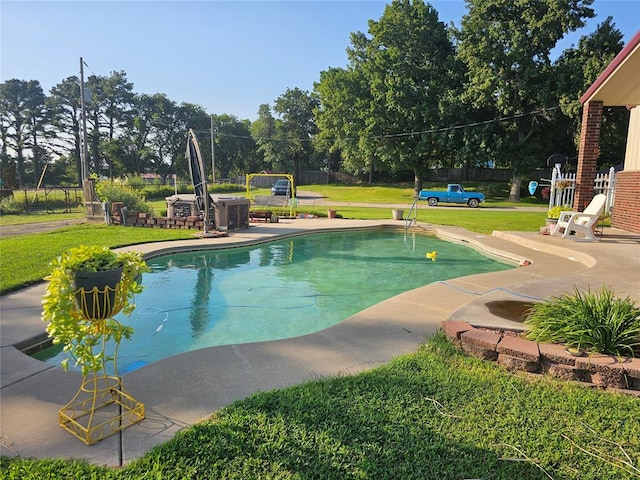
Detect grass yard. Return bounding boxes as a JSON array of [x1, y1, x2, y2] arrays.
[[0, 224, 195, 293], [2, 334, 638, 479], [262, 183, 545, 207], [0, 211, 85, 226], [333, 206, 547, 233]]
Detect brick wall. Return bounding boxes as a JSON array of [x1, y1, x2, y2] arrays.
[[574, 101, 603, 211], [612, 171, 640, 233]]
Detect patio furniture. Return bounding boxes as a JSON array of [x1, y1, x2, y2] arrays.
[[550, 194, 607, 241]]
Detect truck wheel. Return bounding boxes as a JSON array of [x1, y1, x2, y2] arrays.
[[428, 198, 438, 207], [467, 198, 480, 208]]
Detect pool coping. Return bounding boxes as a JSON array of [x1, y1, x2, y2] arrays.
[[1, 218, 638, 465]]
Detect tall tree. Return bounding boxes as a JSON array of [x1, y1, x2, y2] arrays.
[[145, 94, 180, 179], [47, 76, 83, 185], [174, 102, 210, 181], [316, 0, 459, 191], [367, 0, 458, 192], [112, 92, 159, 176], [252, 88, 319, 184], [251, 104, 284, 170], [0, 79, 47, 187], [211, 114, 258, 178], [85, 71, 135, 176], [272, 87, 319, 184], [315, 67, 376, 182], [456, 0, 595, 200]]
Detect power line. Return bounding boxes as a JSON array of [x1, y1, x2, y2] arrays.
[[194, 106, 560, 143], [378, 107, 560, 139]]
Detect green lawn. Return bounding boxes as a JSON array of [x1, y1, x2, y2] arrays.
[[0, 225, 195, 293], [2, 333, 638, 479], [273, 183, 546, 207], [0, 211, 85, 226], [333, 206, 546, 233]]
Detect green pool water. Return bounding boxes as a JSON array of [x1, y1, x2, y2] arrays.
[[35, 230, 512, 372]]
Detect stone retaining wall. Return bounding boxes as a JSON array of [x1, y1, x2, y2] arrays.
[[111, 211, 207, 230], [442, 320, 640, 395]]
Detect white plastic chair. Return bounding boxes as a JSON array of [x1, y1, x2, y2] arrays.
[[551, 194, 607, 241]]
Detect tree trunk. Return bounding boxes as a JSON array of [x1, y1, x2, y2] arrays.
[[509, 173, 521, 202], [16, 150, 24, 188], [368, 157, 374, 184], [413, 171, 423, 198]]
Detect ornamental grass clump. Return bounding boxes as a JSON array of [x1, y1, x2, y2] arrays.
[[524, 286, 640, 357]]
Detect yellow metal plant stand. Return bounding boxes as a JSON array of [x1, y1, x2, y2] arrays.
[[59, 372, 144, 445], [59, 286, 145, 445]]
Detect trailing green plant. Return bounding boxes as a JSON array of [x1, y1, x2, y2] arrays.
[[41, 245, 150, 375], [95, 179, 154, 215], [524, 286, 640, 357]]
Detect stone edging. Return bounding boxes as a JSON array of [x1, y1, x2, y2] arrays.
[[442, 320, 640, 395]]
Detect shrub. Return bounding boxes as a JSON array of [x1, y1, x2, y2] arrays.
[[140, 185, 176, 200], [125, 174, 147, 189], [0, 196, 24, 215], [95, 179, 154, 215], [524, 286, 640, 357], [209, 183, 244, 194], [519, 196, 544, 204]]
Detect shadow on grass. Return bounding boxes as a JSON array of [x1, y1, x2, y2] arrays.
[[126, 337, 551, 480]]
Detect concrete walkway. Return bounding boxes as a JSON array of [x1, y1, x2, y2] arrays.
[[1, 218, 638, 466]]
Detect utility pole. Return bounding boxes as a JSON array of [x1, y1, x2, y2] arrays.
[[210, 115, 216, 184], [79, 57, 89, 181]]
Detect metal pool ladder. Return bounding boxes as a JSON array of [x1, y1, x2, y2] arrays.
[[405, 197, 418, 230]]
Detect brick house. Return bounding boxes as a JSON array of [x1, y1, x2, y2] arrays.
[[575, 30, 640, 233]]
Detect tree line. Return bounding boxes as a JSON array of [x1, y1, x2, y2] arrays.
[[0, 0, 629, 200]]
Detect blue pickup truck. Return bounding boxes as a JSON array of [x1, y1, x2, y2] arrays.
[[418, 184, 484, 208]]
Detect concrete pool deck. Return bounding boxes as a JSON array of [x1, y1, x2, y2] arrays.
[[1, 218, 639, 466]]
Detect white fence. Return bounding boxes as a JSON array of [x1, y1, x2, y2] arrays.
[[548, 165, 616, 214]]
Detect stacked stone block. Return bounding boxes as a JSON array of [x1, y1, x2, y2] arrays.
[[442, 320, 640, 394]]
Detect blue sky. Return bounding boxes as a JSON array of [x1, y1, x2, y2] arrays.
[[2, 1, 638, 121]]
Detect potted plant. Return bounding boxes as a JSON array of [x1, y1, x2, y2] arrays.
[[544, 205, 571, 233], [41, 245, 149, 375]]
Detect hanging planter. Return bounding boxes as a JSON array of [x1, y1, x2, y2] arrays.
[[41, 245, 149, 374], [555, 179, 574, 190], [73, 266, 124, 320]]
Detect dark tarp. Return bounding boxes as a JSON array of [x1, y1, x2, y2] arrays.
[[186, 129, 213, 229]]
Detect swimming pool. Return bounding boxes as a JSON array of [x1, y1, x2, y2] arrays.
[[35, 230, 512, 372]]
